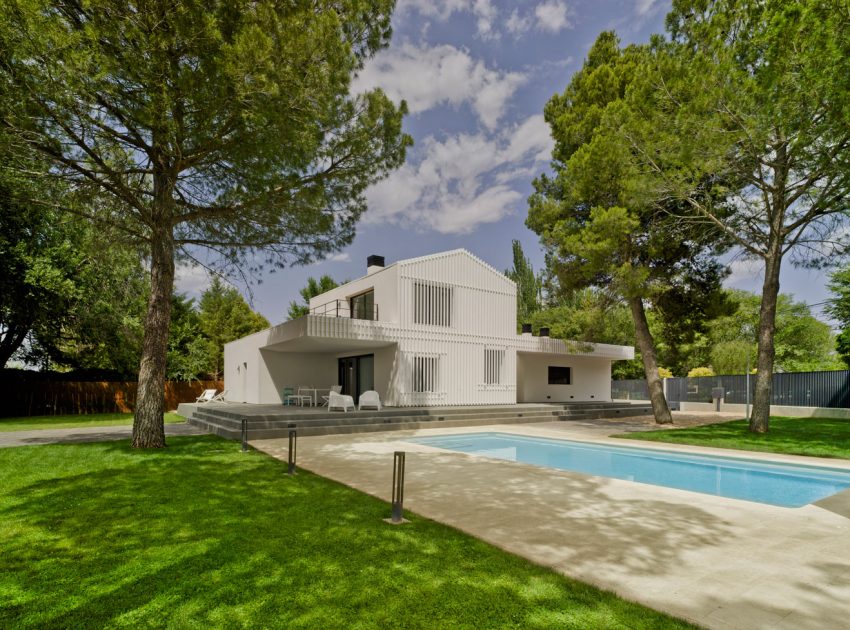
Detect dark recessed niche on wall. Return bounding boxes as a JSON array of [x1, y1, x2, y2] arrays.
[[548, 366, 571, 385]]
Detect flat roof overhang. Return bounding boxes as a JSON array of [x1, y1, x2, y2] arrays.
[[261, 336, 396, 353], [251, 315, 398, 353]]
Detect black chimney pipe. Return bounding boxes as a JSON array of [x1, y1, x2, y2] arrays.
[[367, 254, 385, 268]]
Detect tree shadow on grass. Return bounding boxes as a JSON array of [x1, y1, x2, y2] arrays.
[[0, 436, 694, 629]]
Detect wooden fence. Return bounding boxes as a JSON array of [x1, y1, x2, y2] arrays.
[[0, 380, 224, 418]]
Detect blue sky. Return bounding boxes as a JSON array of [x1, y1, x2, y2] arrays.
[[176, 0, 832, 325]]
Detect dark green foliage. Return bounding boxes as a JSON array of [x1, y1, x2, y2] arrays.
[[0, 194, 81, 368], [288, 275, 340, 320], [705, 290, 841, 374], [166, 279, 270, 380], [631, 0, 850, 431], [198, 278, 270, 378], [617, 417, 850, 460], [0, 0, 411, 444], [0, 437, 694, 628], [826, 267, 850, 368], [528, 31, 729, 420], [165, 294, 209, 381], [505, 240, 541, 327], [0, 192, 147, 375]]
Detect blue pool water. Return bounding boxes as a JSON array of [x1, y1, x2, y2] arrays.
[[408, 432, 850, 508]]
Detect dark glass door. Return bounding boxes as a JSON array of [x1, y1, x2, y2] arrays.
[[338, 354, 374, 403]]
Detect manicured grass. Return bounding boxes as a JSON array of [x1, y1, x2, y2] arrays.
[[0, 412, 184, 432], [615, 416, 850, 460], [0, 436, 693, 629]]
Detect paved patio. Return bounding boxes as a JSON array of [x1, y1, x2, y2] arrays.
[[253, 414, 850, 630]]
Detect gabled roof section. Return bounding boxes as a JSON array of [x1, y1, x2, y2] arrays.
[[397, 249, 515, 288]]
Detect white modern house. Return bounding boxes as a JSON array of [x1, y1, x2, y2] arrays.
[[224, 249, 633, 407]]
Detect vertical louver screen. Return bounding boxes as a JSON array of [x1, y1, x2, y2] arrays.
[[413, 355, 439, 392], [484, 348, 504, 385], [413, 282, 452, 327]]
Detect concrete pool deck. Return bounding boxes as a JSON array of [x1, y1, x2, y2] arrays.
[[253, 416, 850, 630]]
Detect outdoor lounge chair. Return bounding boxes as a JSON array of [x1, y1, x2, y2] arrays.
[[196, 389, 218, 403], [328, 390, 355, 412], [209, 390, 228, 402], [358, 390, 382, 411], [321, 385, 342, 406]]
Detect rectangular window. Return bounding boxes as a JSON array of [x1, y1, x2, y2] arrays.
[[413, 281, 452, 327], [349, 290, 375, 321], [484, 348, 505, 385], [413, 355, 439, 392], [548, 366, 571, 385]]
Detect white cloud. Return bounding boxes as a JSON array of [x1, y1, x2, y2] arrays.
[[535, 0, 571, 33], [725, 258, 763, 288], [397, 0, 500, 39], [353, 43, 526, 130], [506, 9, 532, 36], [364, 114, 554, 234], [327, 252, 351, 263], [174, 263, 209, 296], [634, 0, 665, 16]]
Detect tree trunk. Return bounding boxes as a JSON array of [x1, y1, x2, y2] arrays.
[[0, 323, 29, 368], [132, 227, 174, 448], [629, 295, 673, 424], [749, 247, 783, 434]]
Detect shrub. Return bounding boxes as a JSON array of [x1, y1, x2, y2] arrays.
[[687, 366, 715, 377]]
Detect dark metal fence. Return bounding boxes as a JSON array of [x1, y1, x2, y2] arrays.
[[612, 370, 850, 409], [611, 378, 650, 401]]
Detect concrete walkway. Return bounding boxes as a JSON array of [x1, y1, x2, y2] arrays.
[[0, 422, 206, 448], [254, 417, 850, 630]]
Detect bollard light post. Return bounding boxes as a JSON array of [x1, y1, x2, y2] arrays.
[[241, 418, 248, 452], [287, 428, 297, 475], [385, 451, 408, 524]]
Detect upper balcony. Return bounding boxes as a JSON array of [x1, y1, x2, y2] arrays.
[[310, 292, 379, 321]]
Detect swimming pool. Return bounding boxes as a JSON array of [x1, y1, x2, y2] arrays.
[[408, 432, 850, 508]]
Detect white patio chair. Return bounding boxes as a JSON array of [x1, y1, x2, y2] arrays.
[[210, 390, 229, 403], [321, 385, 342, 406], [328, 390, 355, 412], [358, 390, 382, 411], [296, 386, 314, 407], [195, 389, 218, 403]]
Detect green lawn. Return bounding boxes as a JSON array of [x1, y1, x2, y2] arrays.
[[616, 416, 850, 459], [0, 436, 693, 629], [0, 412, 184, 432]]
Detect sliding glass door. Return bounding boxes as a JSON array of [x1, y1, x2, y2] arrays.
[[337, 354, 375, 403]]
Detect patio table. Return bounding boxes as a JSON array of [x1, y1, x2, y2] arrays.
[[299, 388, 320, 407]]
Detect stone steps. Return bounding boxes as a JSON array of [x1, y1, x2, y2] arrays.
[[181, 401, 653, 441]]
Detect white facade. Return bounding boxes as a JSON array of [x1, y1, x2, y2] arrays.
[[224, 249, 634, 406]]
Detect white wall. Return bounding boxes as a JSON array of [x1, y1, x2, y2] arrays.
[[517, 353, 612, 403], [398, 250, 517, 338], [258, 350, 337, 404], [308, 265, 400, 323], [224, 335, 261, 403]]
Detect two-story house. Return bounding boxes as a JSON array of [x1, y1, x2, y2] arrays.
[[223, 249, 633, 406]]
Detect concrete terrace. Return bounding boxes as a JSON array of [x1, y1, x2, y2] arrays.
[[253, 417, 850, 630], [177, 401, 654, 439]]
